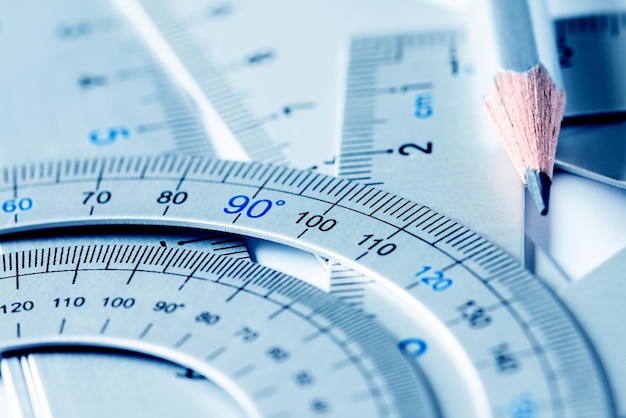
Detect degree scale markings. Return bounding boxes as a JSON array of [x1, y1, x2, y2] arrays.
[[0, 245, 435, 418], [0, 156, 614, 417]]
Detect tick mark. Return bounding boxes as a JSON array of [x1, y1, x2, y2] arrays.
[[405, 281, 421, 291], [302, 328, 329, 343], [206, 346, 226, 362], [268, 305, 290, 320], [100, 318, 110, 334], [331, 357, 360, 371], [252, 386, 277, 400], [232, 364, 256, 379], [139, 323, 153, 339], [355, 252, 368, 261], [175, 332, 192, 348]]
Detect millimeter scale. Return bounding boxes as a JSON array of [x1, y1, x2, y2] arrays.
[[0, 0, 624, 417]]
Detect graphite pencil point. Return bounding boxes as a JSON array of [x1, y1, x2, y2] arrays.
[[471, 0, 566, 215], [525, 169, 551, 215], [484, 63, 565, 215]]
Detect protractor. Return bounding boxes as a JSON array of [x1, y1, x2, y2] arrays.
[[0, 244, 436, 418], [0, 156, 614, 417]]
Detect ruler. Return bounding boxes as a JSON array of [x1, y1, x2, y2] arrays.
[[128, 0, 462, 171], [337, 31, 524, 259], [557, 13, 626, 118], [119, 0, 475, 299], [555, 13, 626, 188], [0, 0, 214, 165]]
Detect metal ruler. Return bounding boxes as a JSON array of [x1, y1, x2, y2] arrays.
[[0, 156, 612, 418], [126, 0, 463, 170], [0, 0, 214, 164], [337, 31, 524, 259], [556, 13, 626, 188]]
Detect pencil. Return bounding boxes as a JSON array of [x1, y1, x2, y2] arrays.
[[470, 0, 566, 215]]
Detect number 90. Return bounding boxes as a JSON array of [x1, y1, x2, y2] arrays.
[[223, 195, 285, 219]]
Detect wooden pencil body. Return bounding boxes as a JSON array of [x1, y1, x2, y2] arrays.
[[469, 0, 566, 214]]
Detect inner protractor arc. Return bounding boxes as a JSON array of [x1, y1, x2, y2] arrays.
[[0, 245, 437, 418], [0, 155, 615, 417]]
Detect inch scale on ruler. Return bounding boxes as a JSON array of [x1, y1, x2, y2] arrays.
[[0, 156, 614, 417], [337, 30, 524, 259], [0, 0, 214, 164]]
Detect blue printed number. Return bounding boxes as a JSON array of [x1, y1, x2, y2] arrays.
[[2, 198, 33, 213], [415, 93, 433, 119], [508, 394, 537, 418], [89, 127, 129, 146], [224, 195, 285, 218], [398, 338, 427, 358], [415, 266, 453, 291]]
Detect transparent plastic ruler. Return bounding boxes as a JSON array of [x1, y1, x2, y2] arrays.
[[126, 0, 462, 171], [0, 0, 214, 165], [0, 156, 613, 417], [337, 31, 524, 259], [556, 13, 626, 188]]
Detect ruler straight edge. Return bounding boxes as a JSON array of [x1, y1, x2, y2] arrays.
[[0, 0, 214, 165], [136, 0, 289, 165], [337, 30, 525, 260], [556, 12, 626, 188]]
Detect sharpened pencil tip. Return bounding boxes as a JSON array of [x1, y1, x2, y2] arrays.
[[524, 169, 551, 215]]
